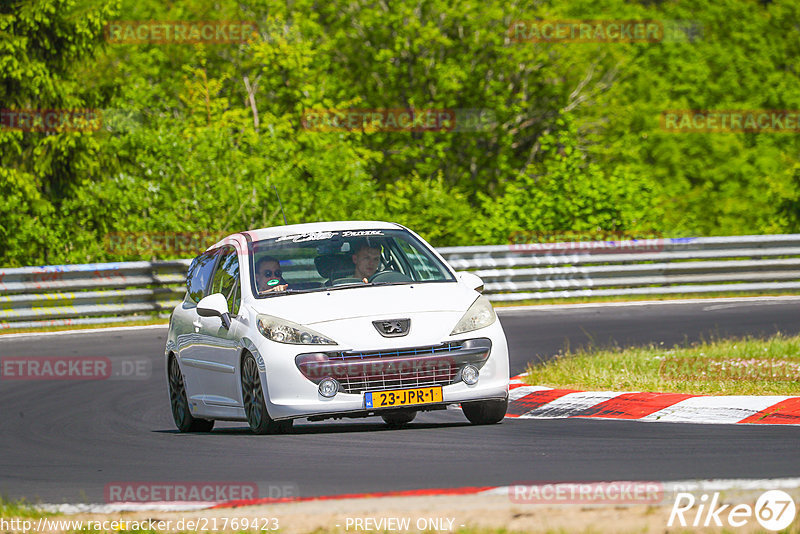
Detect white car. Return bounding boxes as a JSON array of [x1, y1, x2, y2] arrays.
[[165, 221, 510, 434]]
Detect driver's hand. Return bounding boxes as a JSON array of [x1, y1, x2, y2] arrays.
[[260, 284, 288, 293]]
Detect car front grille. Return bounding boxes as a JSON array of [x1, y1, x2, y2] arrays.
[[330, 341, 464, 361], [340, 360, 459, 394], [296, 339, 492, 395], [334, 342, 464, 394]]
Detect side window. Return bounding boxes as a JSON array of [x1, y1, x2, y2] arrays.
[[384, 243, 408, 276], [395, 239, 443, 281], [209, 246, 241, 315], [186, 250, 221, 304]]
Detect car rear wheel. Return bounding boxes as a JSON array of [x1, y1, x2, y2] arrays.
[[462, 398, 508, 425], [241, 353, 291, 435], [381, 410, 417, 428], [168, 356, 214, 433]]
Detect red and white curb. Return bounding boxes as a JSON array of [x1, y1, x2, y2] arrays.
[[508, 374, 800, 425], [40, 478, 800, 513]]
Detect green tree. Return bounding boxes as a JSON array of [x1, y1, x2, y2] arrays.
[[0, 0, 117, 266], [477, 117, 660, 244]]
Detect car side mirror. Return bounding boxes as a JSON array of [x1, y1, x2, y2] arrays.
[[196, 293, 232, 329], [457, 271, 484, 293]]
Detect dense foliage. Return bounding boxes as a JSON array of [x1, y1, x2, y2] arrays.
[[2, 0, 800, 266]]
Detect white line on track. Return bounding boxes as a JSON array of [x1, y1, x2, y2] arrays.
[[0, 324, 168, 340], [496, 295, 800, 313], [482, 477, 800, 497]]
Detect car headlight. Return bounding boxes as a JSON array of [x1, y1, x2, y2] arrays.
[[451, 295, 497, 335], [256, 314, 337, 345]]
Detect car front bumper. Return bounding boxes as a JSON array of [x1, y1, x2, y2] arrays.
[[254, 320, 510, 421]]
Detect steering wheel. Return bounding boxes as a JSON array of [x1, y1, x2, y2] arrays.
[[368, 270, 413, 284]]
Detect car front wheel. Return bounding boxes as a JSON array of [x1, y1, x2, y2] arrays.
[[168, 356, 214, 433], [241, 353, 291, 435], [461, 398, 508, 425]]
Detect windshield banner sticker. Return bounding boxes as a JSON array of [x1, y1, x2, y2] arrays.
[[275, 230, 383, 243]]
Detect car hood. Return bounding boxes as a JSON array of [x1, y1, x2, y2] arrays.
[[248, 282, 477, 325]]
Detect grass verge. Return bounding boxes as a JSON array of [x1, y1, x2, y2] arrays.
[[524, 333, 800, 396], [0, 496, 50, 518]]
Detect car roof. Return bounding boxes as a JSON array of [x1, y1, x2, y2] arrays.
[[240, 220, 404, 242]]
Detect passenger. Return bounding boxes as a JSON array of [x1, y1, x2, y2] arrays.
[[352, 243, 382, 281], [255, 256, 289, 293]]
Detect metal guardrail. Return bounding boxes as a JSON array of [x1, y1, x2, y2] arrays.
[[440, 234, 800, 302], [2, 234, 800, 330], [0, 260, 191, 330]]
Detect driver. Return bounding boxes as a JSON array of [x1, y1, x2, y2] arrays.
[[352, 243, 381, 281], [255, 256, 289, 293]]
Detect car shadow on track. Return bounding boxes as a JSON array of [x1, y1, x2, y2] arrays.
[[153, 421, 473, 436]]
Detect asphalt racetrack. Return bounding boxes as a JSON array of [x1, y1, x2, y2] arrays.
[[1, 298, 799, 504]]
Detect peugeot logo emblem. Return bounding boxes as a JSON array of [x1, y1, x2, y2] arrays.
[[373, 319, 410, 337]]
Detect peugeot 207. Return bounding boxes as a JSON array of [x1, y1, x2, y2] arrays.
[[165, 221, 510, 434]]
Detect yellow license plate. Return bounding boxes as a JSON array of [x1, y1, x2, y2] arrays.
[[365, 386, 443, 408]]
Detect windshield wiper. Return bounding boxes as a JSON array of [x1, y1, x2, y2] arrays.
[[259, 281, 414, 297], [324, 281, 374, 291], [258, 288, 317, 297]]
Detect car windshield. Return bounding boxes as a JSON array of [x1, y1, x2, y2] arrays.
[[249, 228, 455, 297]]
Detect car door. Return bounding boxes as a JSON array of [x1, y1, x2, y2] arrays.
[[191, 245, 244, 407], [175, 248, 222, 404]]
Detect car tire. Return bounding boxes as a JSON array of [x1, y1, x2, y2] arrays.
[[241, 352, 284, 435], [168, 355, 214, 433], [461, 398, 508, 425], [381, 410, 417, 428]]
